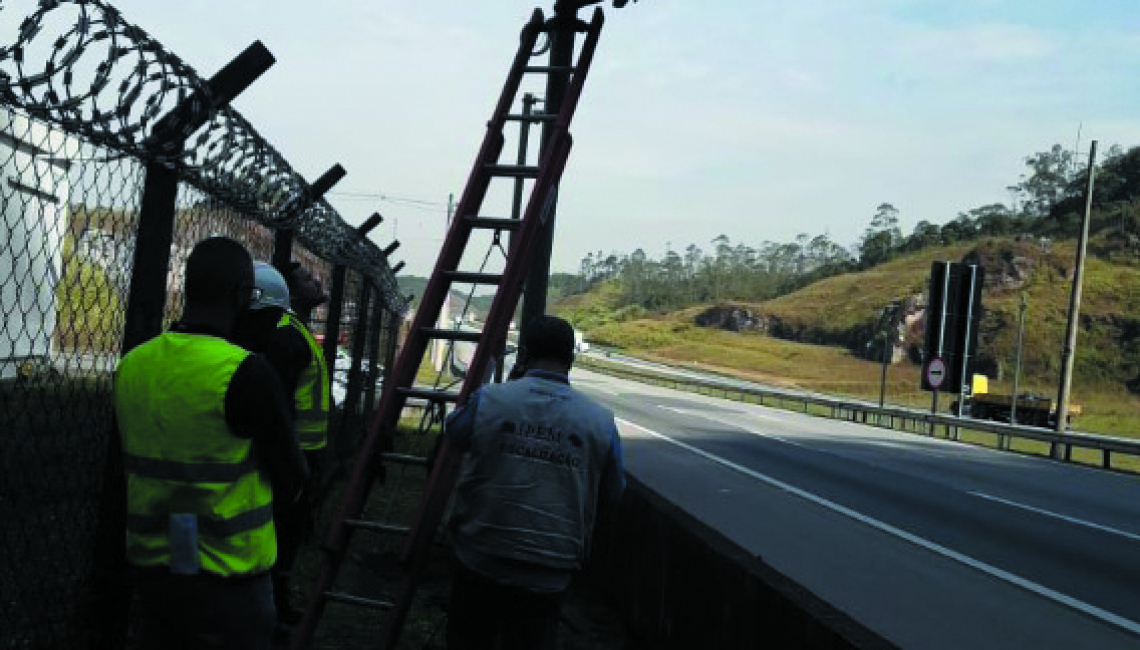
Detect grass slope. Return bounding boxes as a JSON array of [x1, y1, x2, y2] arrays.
[[556, 236, 1140, 436]]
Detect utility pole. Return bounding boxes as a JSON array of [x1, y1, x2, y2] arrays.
[[519, 3, 578, 339], [434, 193, 455, 372], [1054, 140, 1097, 446], [518, 0, 641, 346]]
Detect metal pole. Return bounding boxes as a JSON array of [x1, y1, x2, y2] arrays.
[[121, 42, 276, 354], [1055, 140, 1098, 438], [878, 300, 897, 408], [321, 214, 380, 388], [382, 304, 403, 391], [511, 94, 539, 226], [1010, 293, 1028, 426], [520, 4, 578, 342], [322, 265, 347, 381], [956, 265, 979, 420], [364, 291, 386, 416], [337, 277, 373, 460], [434, 194, 455, 371]]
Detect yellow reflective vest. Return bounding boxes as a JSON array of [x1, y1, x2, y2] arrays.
[[115, 332, 276, 577], [279, 312, 330, 451]]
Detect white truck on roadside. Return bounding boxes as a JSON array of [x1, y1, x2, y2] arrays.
[[1, 112, 71, 380]]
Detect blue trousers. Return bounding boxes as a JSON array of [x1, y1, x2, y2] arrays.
[[131, 569, 275, 650]]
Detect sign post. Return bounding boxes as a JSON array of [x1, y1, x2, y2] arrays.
[[925, 356, 946, 435]]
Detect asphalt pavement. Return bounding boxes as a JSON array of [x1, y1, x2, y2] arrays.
[[571, 366, 1140, 650]]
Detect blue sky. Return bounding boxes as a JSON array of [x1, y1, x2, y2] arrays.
[[12, 0, 1140, 276]]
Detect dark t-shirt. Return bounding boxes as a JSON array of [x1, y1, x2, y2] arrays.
[[233, 308, 312, 416]]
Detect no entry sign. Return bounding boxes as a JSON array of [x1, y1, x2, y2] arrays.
[[926, 357, 947, 390]]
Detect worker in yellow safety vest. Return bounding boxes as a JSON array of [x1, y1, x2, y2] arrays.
[[114, 237, 307, 650], [235, 260, 331, 627]]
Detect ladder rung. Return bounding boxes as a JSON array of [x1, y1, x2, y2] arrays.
[[444, 271, 502, 285], [380, 452, 430, 467], [345, 519, 411, 535], [324, 591, 395, 611], [505, 113, 556, 123], [422, 327, 482, 342], [523, 66, 576, 74], [398, 387, 460, 403], [465, 216, 522, 231], [484, 164, 539, 179]]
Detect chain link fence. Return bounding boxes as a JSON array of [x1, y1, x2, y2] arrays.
[[0, 1, 408, 647]]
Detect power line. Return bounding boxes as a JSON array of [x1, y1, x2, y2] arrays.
[[329, 190, 448, 207]]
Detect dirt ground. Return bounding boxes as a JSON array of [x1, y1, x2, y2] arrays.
[[285, 440, 647, 650], [284, 541, 645, 650]]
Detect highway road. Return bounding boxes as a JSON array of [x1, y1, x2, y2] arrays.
[[570, 366, 1140, 650]]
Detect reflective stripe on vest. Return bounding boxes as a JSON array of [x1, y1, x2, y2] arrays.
[[127, 503, 274, 538], [279, 312, 330, 450], [115, 332, 276, 577]]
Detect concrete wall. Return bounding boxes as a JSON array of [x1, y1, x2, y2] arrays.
[[586, 476, 899, 650]]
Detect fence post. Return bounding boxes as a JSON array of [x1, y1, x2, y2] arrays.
[[121, 42, 276, 354], [103, 41, 275, 647], [270, 164, 347, 270], [383, 305, 402, 392], [364, 288, 386, 416], [336, 278, 374, 461]]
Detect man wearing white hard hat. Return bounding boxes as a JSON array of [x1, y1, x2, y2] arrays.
[[234, 261, 325, 634]]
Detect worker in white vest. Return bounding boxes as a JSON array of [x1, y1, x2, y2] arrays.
[[443, 315, 626, 650]]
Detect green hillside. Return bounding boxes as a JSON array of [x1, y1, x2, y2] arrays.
[[554, 235, 1140, 434]]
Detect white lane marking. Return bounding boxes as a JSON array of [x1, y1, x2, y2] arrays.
[[616, 416, 1140, 637], [657, 405, 810, 449], [970, 492, 1140, 544]]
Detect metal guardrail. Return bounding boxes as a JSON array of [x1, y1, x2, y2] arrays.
[[578, 356, 1140, 473]]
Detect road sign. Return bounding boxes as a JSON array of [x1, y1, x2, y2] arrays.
[[926, 357, 947, 390]]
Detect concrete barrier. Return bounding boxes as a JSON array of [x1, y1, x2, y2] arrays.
[[586, 476, 899, 650]]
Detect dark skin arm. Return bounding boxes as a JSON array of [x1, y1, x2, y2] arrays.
[[225, 353, 309, 503]]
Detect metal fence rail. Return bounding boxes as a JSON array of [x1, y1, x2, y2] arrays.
[[579, 357, 1140, 473], [0, 2, 407, 647]]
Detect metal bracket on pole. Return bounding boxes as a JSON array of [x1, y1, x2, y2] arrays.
[[272, 163, 347, 269], [121, 41, 276, 354]]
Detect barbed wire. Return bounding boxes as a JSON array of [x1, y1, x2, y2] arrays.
[[0, 0, 407, 313]]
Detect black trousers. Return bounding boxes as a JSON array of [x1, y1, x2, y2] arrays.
[[446, 561, 569, 650], [132, 570, 274, 650]]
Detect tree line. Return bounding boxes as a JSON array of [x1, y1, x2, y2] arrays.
[[562, 143, 1140, 312]]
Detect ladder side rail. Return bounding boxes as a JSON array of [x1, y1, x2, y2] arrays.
[[434, 11, 603, 404], [378, 134, 576, 650], [295, 17, 548, 648], [296, 130, 510, 650], [363, 9, 547, 449], [398, 133, 575, 563]]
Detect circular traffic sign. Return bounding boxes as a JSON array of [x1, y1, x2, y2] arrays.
[[926, 357, 947, 389]]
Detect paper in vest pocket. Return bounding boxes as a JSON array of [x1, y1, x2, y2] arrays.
[[169, 513, 200, 575]]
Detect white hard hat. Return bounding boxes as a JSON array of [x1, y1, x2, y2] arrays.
[[251, 262, 290, 311]]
